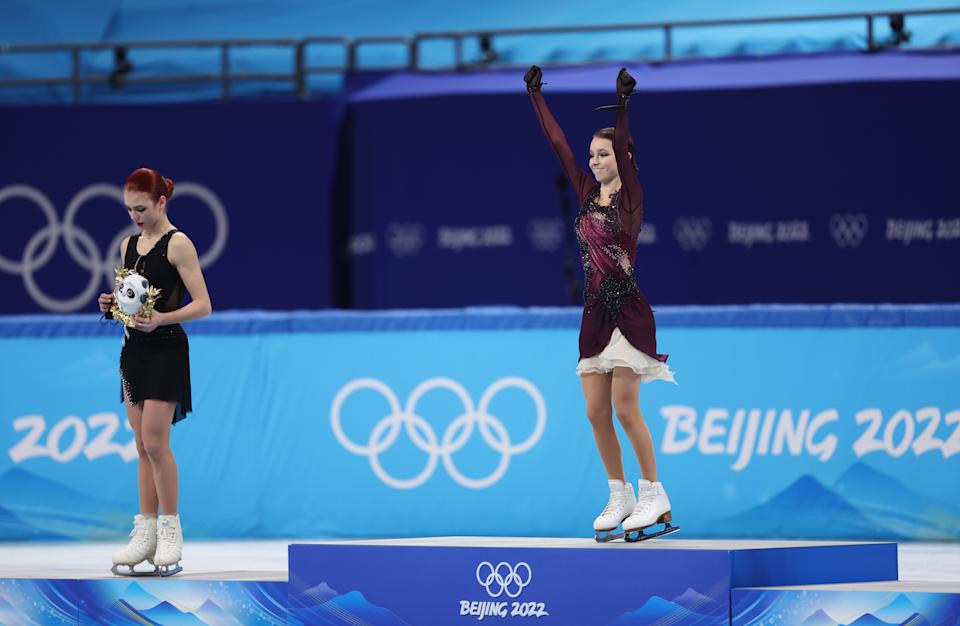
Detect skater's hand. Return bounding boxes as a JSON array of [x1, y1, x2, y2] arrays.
[[98, 292, 114, 313], [616, 67, 636, 99], [132, 312, 163, 333], [524, 65, 543, 92]]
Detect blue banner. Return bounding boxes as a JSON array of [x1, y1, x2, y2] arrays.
[[0, 99, 341, 314], [4, 57, 958, 313], [0, 307, 958, 541], [345, 64, 960, 307]]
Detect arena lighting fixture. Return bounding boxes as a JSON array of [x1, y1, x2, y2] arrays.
[[108, 46, 133, 88], [478, 33, 498, 64], [887, 13, 912, 47]]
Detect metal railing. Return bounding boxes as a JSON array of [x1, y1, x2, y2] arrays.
[[1, 6, 958, 102]]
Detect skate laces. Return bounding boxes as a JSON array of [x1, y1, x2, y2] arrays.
[[635, 488, 658, 514], [600, 493, 619, 516], [601, 486, 631, 516], [130, 519, 150, 541], [158, 521, 179, 541]]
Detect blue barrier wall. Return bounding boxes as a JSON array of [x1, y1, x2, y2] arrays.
[[0, 99, 341, 314], [1, 305, 958, 541]]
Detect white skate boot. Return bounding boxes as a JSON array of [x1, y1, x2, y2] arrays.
[[593, 479, 637, 542], [111, 514, 158, 576], [624, 479, 679, 542], [154, 514, 183, 576]]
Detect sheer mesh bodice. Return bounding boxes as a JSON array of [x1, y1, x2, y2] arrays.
[[529, 88, 666, 363], [122, 229, 186, 338]]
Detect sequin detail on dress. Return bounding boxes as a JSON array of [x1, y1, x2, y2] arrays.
[[119, 367, 135, 405], [529, 86, 666, 363], [576, 190, 640, 320], [585, 273, 640, 320]]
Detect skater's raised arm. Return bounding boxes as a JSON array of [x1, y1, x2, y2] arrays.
[[612, 68, 644, 238], [526, 65, 595, 205]]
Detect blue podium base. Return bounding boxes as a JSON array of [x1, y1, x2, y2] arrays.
[[733, 581, 960, 625], [0, 538, 906, 624], [288, 537, 898, 625], [0, 572, 290, 625]]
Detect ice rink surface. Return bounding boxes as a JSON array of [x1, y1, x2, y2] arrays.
[[0, 539, 956, 581]]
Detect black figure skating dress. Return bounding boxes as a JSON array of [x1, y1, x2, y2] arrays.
[[119, 229, 192, 423]]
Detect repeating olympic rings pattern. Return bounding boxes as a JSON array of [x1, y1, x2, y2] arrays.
[[476, 561, 532, 598], [330, 377, 547, 489], [673, 216, 713, 252], [0, 183, 228, 312], [829, 213, 869, 248]]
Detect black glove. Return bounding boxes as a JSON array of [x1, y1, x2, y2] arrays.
[[524, 65, 543, 92], [616, 67, 636, 99]]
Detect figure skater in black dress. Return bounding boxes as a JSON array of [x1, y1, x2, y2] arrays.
[[98, 167, 212, 575]]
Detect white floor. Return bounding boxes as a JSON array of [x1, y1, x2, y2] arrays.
[[0, 539, 957, 582]]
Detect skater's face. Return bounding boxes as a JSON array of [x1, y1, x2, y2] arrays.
[[123, 189, 167, 231], [589, 137, 619, 184]]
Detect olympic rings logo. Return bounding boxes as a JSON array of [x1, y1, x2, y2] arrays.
[[829, 213, 869, 248], [330, 377, 547, 489], [476, 561, 532, 598], [673, 216, 712, 252], [0, 183, 228, 312], [386, 222, 426, 257]]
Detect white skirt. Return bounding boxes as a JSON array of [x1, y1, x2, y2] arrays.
[[576, 327, 677, 383]]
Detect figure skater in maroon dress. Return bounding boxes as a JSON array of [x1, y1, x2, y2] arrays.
[[526, 66, 678, 542]]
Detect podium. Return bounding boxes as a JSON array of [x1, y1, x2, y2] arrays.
[[3, 538, 956, 624], [288, 538, 897, 625]]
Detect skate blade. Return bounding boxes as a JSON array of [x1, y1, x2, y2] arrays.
[[158, 562, 183, 577], [594, 529, 626, 543], [624, 523, 680, 543], [111, 563, 159, 577]]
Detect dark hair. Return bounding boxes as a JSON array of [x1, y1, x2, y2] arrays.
[[593, 128, 638, 172], [125, 167, 175, 202]]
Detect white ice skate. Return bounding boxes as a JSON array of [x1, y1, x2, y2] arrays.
[[593, 480, 637, 542], [154, 514, 183, 576], [111, 514, 159, 576], [623, 480, 679, 542]]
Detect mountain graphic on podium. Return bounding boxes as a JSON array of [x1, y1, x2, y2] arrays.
[[141, 601, 208, 626], [194, 598, 245, 626], [292, 583, 409, 625], [672, 588, 724, 616], [609, 595, 726, 625], [873, 594, 918, 624], [803, 609, 839, 626], [120, 582, 162, 612], [842, 613, 897, 626]]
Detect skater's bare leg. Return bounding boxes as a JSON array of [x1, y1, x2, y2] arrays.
[[611, 367, 657, 482], [125, 398, 159, 516], [140, 400, 179, 515], [581, 372, 625, 482]]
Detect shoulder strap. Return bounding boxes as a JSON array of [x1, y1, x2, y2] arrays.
[[157, 229, 180, 256], [124, 234, 140, 267]]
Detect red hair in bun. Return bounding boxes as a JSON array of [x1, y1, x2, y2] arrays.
[[125, 167, 175, 202]]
